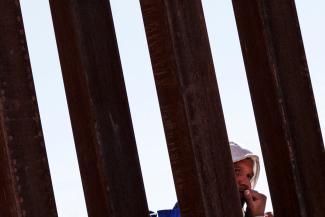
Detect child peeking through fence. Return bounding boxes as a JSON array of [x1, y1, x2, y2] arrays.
[[150, 142, 273, 217]]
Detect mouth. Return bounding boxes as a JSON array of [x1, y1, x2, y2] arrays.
[[239, 188, 247, 197]]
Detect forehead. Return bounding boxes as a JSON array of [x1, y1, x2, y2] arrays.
[[234, 158, 254, 170]]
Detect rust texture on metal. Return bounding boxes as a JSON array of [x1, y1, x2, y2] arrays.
[[49, 1, 149, 216], [232, 0, 325, 216], [140, 1, 242, 217], [0, 1, 58, 217]]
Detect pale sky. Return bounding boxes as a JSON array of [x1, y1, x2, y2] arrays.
[[20, 0, 324, 216]]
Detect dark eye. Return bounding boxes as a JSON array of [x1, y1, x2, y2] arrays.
[[234, 168, 241, 176]]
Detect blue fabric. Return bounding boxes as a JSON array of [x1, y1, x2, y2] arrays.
[[157, 208, 180, 217]]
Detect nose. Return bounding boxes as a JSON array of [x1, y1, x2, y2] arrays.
[[237, 176, 251, 190]]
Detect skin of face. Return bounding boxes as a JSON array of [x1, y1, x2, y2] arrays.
[[233, 158, 254, 205], [234, 158, 272, 216]]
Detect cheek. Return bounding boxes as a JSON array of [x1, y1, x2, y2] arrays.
[[234, 176, 242, 185]]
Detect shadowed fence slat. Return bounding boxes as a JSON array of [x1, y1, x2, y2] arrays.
[[140, 1, 243, 217], [49, 1, 149, 217], [0, 1, 58, 217], [232, 0, 325, 216]]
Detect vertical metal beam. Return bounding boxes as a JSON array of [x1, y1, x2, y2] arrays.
[[49, 1, 149, 217], [140, 1, 242, 217], [0, 1, 58, 217], [232, 0, 325, 216]]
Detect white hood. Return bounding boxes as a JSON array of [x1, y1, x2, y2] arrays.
[[229, 142, 260, 189]]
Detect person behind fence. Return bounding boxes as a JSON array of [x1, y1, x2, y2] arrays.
[[150, 141, 273, 217]]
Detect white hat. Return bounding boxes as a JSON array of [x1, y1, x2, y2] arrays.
[[229, 141, 260, 189]]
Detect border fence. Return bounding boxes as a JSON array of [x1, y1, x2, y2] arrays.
[[1, 0, 324, 217]]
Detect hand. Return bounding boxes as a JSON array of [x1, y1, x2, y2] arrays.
[[244, 190, 267, 217]]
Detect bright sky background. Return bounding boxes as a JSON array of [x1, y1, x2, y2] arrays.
[[20, 0, 324, 216]]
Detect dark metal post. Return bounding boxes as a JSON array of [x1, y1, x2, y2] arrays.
[[0, 1, 58, 217], [232, 0, 325, 216], [140, 1, 242, 217], [49, 1, 149, 217]]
